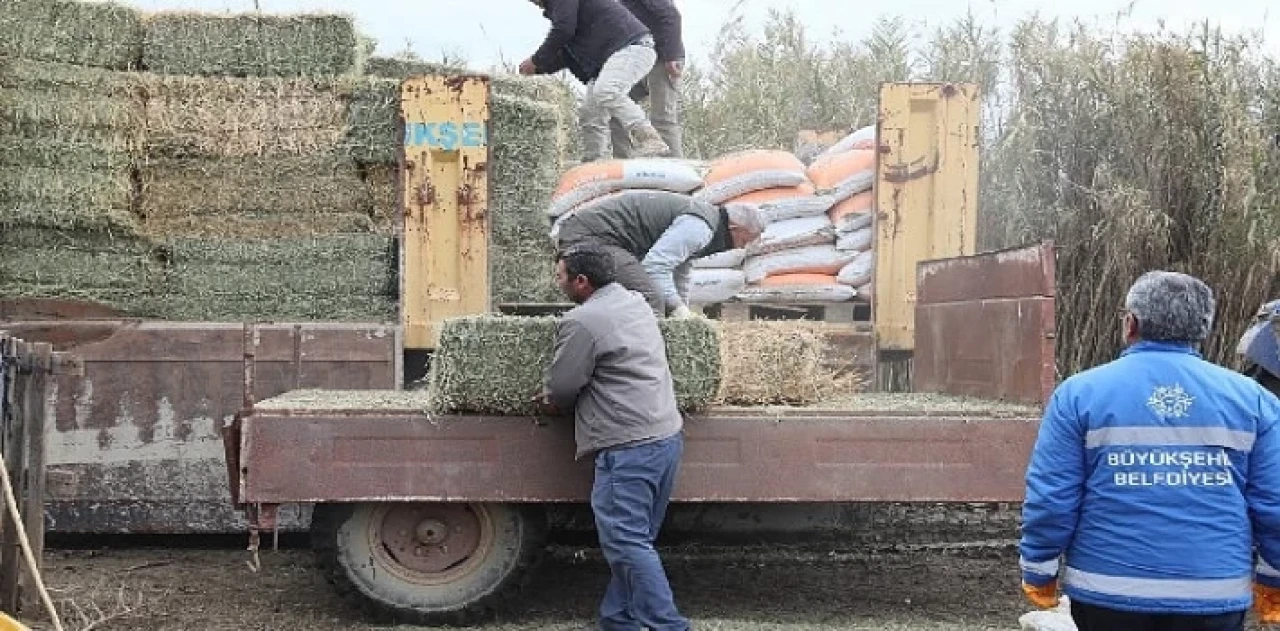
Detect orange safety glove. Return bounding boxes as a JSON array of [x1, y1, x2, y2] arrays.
[[1022, 580, 1058, 610], [1256, 583, 1280, 624]]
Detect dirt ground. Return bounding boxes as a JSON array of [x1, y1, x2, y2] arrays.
[[17, 540, 1033, 631]]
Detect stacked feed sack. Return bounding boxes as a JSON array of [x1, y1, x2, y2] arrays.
[[355, 59, 580, 304], [426, 315, 721, 414], [136, 11, 394, 321], [0, 2, 158, 313]]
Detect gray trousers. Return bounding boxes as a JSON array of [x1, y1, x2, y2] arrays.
[[610, 62, 683, 159], [581, 39, 657, 162]]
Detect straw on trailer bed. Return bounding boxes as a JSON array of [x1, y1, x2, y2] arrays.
[[139, 73, 351, 158], [139, 155, 370, 217], [0, 0, 144, 69], [0, 166, 133, 210], [142, 12, 360, 77], [426, 316, 721, 415]]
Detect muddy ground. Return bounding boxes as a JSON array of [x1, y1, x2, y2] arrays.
[[17, 540, 1030, 631]]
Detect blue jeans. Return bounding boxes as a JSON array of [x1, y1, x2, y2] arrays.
[[591, 433, 689, 631]]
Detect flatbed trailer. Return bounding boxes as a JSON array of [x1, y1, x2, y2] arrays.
[[223, 243, 1057, 624]]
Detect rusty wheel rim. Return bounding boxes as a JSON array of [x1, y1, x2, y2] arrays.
[[368, 503, 494, 585]]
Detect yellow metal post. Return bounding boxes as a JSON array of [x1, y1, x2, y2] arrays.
[[873, 83, 980, 351], [399, 76, 491, 349]]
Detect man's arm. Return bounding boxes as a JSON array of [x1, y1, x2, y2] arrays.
[[529, 0, 580, 74], [543, 317, 596, 411], [642, 215, 713, 313], [1250, 393, 1280, 588], [1019, 388, 1085, 586], [631, 0, 684, 63], [673, 260, 692, 307]]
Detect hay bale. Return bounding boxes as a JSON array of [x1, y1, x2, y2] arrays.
[[715, 321, 851, 406], [143, 213, 376, 239], [0, 88, 144, 135], [343, 77, 399, 165], [139, 155, 370, 218], [142, 12, 359, 77], [139, 73, 351, 158], [0, 56, 143, 95], [0, 0, 144, 69], [363, 164, 399, 233], [1, 202, 140, 234], [0, 166, 133, 210], [426, 316, 720, 415], [1, 229, 161, 291], [0, 135, 135, 171], [143, 293, 396, 322]]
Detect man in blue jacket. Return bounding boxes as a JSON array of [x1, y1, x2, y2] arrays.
[[520, 0, 670, 161], [1020, 271, 1280, 630]]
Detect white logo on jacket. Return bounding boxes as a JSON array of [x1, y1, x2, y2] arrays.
[[1147, 384, 1195, 419]]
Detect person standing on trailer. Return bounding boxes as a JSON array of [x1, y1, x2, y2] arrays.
[[610, 0, 684, 158], [537, 244, 691, 631], [520, 0, 670, 161], [1019, 271, 1280, 631]]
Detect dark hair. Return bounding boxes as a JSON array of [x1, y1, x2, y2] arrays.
[[558, 244, 616, 289]]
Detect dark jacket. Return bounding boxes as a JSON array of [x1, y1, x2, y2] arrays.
[[619, 0, 684, 62], [531, 0, 650, 83], [557, 190, 731, 260]]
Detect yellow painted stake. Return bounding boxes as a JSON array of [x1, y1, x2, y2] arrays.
[[399, 76, 492, 350]]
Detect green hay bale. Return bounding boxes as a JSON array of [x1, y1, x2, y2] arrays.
[[0, 88, 144, 135], [1, 234, 162, 291], [0, 134, 135, 171], [142, 12, 359, 77], [143, 213, 376, 239], [140, 293, 396, 322], [363, 164, 399, 233], [426, 316, 721, 415], [139, 155, 370, 218], [0, 202, 141, 234], [139, 73, 352, 158], [343, 77, 399, 165], [0, 0, 144, 69], [0, 56, 144, 95], [490, 242, 561, 305], [0, 166, 133, 210]]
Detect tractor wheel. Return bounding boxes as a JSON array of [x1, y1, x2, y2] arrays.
[[311, 502, 545, 625]]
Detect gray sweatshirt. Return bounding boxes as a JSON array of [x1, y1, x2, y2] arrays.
[[544, 283, 683, 459]]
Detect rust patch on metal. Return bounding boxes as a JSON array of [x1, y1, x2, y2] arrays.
[[883, 152, 940, 183], [942, 84, 958, 98]]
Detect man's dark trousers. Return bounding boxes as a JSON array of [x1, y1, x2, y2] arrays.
[[1071, 600, 1246, 631], [591, 433, 689, 631]]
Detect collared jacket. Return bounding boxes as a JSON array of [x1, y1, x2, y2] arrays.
[[619, 0, 684, 62], [531, 0, 650, 83], [544, 282, 683, 459], [1020, 341, 1280, 615]]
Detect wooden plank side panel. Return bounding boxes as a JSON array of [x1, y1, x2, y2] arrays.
[[400, 75, 492, 349], [875, 83, 980, 351]]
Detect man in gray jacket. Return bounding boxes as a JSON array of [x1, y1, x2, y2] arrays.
[[554, 190, 764, 317], [610, 0, 685, 158], [539, 244, 691, 631]]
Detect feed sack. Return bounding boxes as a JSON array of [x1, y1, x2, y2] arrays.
[[742, 245, 859, 283], [745, 216, 836, 257], [547, 159, 703, 217], [725, 182, 834, 224], [694, 150, 809, 205], [837, 250, 875, 287], [688, 269, 747, 305], [426, 316, 721, 415], [0, 0, 144, 69], [836, 226, 874, 252], [737, 274, 857, 303], [815, 124, 876, 161], [715, 321, 840, 406], [808, 149, 875, 203], [692, 248, 747, 270], [142, 12, 360, 77], [830, 191, 874, 233]]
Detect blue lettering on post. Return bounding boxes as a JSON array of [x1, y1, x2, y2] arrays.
[[405, 121, 488, 150]]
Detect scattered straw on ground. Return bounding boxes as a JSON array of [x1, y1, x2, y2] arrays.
[[141, 12, 360, 77]]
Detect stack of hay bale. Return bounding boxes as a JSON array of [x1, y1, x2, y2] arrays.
[[0, 0, 155, 313], [357, 57, 579, 305], [135, 12, 397, 321]]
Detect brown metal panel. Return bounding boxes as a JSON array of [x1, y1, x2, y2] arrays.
[[912, 243, 1057, 405], [0, 321, 399, 533], [241, 412, 1040, 504], [918, 242, 1056, 305]]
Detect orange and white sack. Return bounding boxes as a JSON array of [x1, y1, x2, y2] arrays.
[[726, 183, 835, 224], [836, 250, 875, 287], [815, 125, 876, 161], [836, 226, 873, 252], [548, 159, 703, 217], [692, 248, 747, 270], [742, 245, 859, 284], [745, 216, 835, 257], [808, 149, 874, 203], [736, 274, 857, 303], [829, 191, 874, 233], [687, 269, 747, 305], [693, 150, 809, 205]]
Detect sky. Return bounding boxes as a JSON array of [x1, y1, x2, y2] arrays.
[[116, 0, 1279, 70]]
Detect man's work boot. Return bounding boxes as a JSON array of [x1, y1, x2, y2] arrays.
[[630, 123, 671, 158]]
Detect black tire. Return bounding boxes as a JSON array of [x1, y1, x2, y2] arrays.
[[311, 502, 545, 626]]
